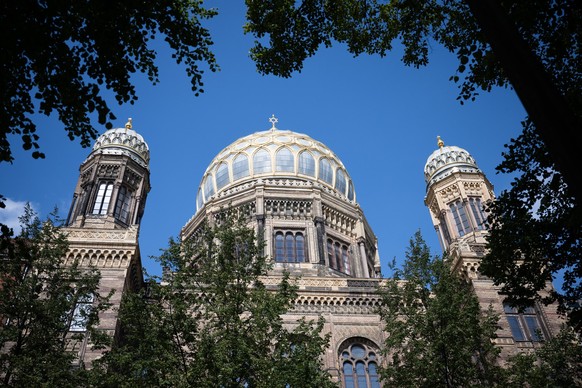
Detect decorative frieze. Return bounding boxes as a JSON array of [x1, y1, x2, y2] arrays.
[[322, 205, 356, 237], [64, 248, 134, 268], [438, 183, 460, 202], [97, 164, 120, 178], [123, 168, 142, 187], [463, 181, 482, 196], [66, 229, 138, 242], [265, 199, 312, 219], [80, 167, 93, 183]]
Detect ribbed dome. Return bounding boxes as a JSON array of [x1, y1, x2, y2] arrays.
[[196, 126, 356, 211], [424, 144, 478, 185], [92, 119, 149, 168]]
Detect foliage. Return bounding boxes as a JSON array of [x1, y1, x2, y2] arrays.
[[93, 214, 335, 387], [481, 120, 582, 330], [0, 0, 218, 163], [245, 1, 580, 104], [378, 231, 501, 387], [0, 204, 109, 387], [244, 0, 582, 329], [504, 326, 582, 387]]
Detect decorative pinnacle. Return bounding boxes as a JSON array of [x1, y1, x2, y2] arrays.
[[437, 135, 444, 149], [125, 118, 133, 130], [269, 114, 278, 131]]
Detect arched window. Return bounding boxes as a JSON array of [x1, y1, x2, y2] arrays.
[[92, 182, 113, 215], [334, 242, 343, 272], [203, 175, 215, 201], [274, 231, 307, 263], [275, 147, 295, 172], [340, 339, 381, 388], [253, 148, 272, 174], [335, 169, 347, 195], [342, 245, 351, 275], [275, 232, 285, 262], [468, 197, 486, 230], [298, 151, 315, 176], [114, 186, 132, 223], [450, 200, 470, 236], [319, 158, 333, 184], [196, 188, 204, 210], [232, 154, 250, 180], [215, 163, 230, 190], [347, 181, 355, 201]]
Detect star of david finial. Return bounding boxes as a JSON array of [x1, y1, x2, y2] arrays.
[[269, 114, 278, 130], [125, 118, 133, 130]]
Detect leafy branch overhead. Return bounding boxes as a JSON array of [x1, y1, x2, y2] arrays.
[[0, 1, 218, 162]]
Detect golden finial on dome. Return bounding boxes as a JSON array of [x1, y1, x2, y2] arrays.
[[269, 114, 278, 131], [437, 135, 444, 149], [125, 118, 133, 130]]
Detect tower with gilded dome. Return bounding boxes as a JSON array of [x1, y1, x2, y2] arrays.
[[183, 116, 384, 384], [63, 119, 150, 365], [424, 137, 561, 358]]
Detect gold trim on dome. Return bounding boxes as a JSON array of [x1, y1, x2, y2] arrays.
[[125, 118, 133, 130], [437, 135, 444, 149]]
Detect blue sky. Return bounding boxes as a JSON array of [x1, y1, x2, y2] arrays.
[[0, 3, 526, 277]]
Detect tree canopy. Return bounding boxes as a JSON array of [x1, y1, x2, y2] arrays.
[[92, 214, 335, 387], [0, 0, 217, 163], [0, 205, 109, 386], [378, 231, 501, 387]]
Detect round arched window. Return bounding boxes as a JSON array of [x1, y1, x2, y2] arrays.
[[339, 339, 380, 388]]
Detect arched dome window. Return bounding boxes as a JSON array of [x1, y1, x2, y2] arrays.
[[196, 188, 204, 210], [215, 163, 230, 190], [253, 148, 272, 174], [319, 158, 333, 185], [335, 169, 347, 195], [298, 151, 315, 177], [347, 181, 354, 201], [232, 154, 249, 181], [203, 175, 215, 201], [275, 147, 295, 172]]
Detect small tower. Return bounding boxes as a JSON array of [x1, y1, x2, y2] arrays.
[[423, 136, 493, 275], [423, 137, 561, 358], [63, 119, 150, 365]]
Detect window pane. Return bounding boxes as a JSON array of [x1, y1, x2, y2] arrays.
[[343, 362, 355, 388], [369, 362, 380, 388], [285, 233, 295, 262], [507, 316, 526, 341], [335, 169, 347, 195], [92, 183, 113, 215], [356, 362, 367, 387], [347, 181, 354, 201], [469, 197, 486, 229], [276, 148, 295, 172], [451, 201, 470, 236], [253, 149, 272, 174], [342, 246, 351, 275], [334, 243, 343, 272], [196, 188, 204, 209], [232, 154, 250, 180], [114, 186, 132, 223], [275, 233, 284, 262], [525, 316, 542, 341], [327, 240, 335, 269], [203, 175, 215, 200], [319, 158, 333, 184], [296, 234, 305, 262], [101, 184, 113, 215], [351, 345, 366, 358], [298, 151, 315, 176], [215, 163, 230, 190]]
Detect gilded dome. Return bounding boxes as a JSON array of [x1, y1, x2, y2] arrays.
[[424, 142, 478, 185], [91, 119, 150, 168], [196, 125, 356, 211]]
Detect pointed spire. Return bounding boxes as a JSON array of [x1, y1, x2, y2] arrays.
[[125, 118, 133, 130], [437, 135, 444, 149]]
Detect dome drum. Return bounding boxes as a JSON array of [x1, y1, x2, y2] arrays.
[[424, 145, 478, 186], [91, 122, 150, 168]]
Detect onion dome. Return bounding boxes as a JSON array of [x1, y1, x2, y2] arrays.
[[196, 116, 356, 211], [424, 136, 479, 185], [91, 118, 150, 168]]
